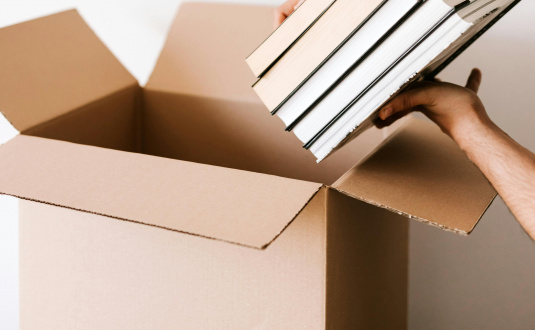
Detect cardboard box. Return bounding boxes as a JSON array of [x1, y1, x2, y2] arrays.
[[0, 3, 496, 329]]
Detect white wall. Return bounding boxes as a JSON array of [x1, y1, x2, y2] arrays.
[[409, 1, 535, 328], [0, 1, 534, 329]]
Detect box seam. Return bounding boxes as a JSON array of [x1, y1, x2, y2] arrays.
[[0, 191, 274, 251], [143, 86, 263, 109], [330, 187, 470, 235], [260, 184, 326, 249], [332, 116, 414, 189], [22, 83, 140, 136]]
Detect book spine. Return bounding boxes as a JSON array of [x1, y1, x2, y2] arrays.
[[285, 0, 425, 131], [270, 0, 391, 114], [304, 0, 471, 150], [252, 0, 339, 79]]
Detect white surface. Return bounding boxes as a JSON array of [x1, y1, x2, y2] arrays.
[[408, 0, 535, 328], [1, 1, 534, 329]]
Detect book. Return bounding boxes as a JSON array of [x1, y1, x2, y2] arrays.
[[252, 0, 385, 111], [246, 0, 336, 78], [248, 0, 521, 162]]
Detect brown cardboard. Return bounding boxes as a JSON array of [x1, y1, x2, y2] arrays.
[[0, 134, 322, 249], [0, 2, 498, 328], [19, 187, 409, 329], [333, 119, 497, 235], [326, 188, 408, 328], [0, 9, 137, 133], [19, 194, 329, 329], [146, 3, 272, 104], [24, 84, 142, 153], [142, 89, 386, 185]]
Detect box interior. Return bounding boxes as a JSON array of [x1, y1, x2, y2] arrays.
[[23, 84, 388, 186], [0, 6, 387, 187], [0, 4, 498, 240]]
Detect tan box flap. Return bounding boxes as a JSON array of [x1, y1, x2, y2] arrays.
[[0, 135, 322, 249], [333, 118, 496, 234], [146, 3, 273, 104], [0, 9, 136, 133]]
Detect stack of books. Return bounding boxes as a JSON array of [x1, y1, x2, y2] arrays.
[[246, 0, 521, 162]]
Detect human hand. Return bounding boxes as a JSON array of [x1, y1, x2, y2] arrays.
[[274, 0, 305, 27], [378, 68, 494, 145]]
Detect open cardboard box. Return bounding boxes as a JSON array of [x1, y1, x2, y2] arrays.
[[0, 3, 496, 329]]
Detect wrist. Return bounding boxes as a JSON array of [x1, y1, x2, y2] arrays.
[[449, 109, 495, 154]]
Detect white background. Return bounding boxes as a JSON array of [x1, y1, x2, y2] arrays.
[[1, 1, 535, 329]]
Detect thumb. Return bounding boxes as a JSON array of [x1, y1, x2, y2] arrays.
[[465, 68, 482, 93], [379, 84, 437, 120]]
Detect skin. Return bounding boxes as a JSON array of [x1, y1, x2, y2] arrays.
[[379, 69, 535, 240], [274, 0, 305, 27], [274, 2, 535, 239]]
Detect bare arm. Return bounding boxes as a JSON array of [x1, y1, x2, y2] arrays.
[[380, 69, 535, 239]]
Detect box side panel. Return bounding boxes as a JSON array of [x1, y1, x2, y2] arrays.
[[0, 135, 321, 249], [19, 190, 327, 329], [0, 9, 136, 132], [143, 90, 384, 185], [146, 3, 272, 104], [333, 118, 496, 234], [325, 188, 408, 329], [22, 84, 141, 153]]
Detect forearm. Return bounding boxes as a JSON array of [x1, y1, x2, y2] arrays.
[[453, 118, 535, 238]]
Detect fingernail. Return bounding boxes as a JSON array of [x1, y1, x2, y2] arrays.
[[382, 106, 393, 118]]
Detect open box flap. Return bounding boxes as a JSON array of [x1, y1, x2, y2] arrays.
[[145, 3, 273, 104], [332, 118, 496, 235], [0, 9, 137, 133], [0, 135, 322, 249]]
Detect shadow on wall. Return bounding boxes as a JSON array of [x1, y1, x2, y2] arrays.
[[409, 35, 535, 330]]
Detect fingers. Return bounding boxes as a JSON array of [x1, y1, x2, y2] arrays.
[[375, 108, 414, 128], [379, 85, 436, 120], [294, 0, 306, 10], [465, 68, 482, 93], [274, 0, 301, 27], [274, 11, 286, 27]]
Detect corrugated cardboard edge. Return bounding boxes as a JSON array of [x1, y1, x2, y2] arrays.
[[331, 116, 497, 235], [0, 184, 325, 251], [259, 185, 327, 249], [330, 187, 497, 235]]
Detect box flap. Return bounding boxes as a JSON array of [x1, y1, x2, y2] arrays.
[[333, 118, 496, 234], [145, 3, 273, 104], [0, 135, 322, 249], [0, 9, 136, 133]]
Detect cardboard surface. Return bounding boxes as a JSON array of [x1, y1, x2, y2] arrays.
[[146, 3, 272, 104], [0, 135, 322, 249], [0, 9, 136, 133], [334, 118, 497, 234], [0, 3, 501, 328], [143, 89, 386, 185], [19, 190, 328, 329], [326, 189, 408, 328], [24, 84, 141, 153]]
